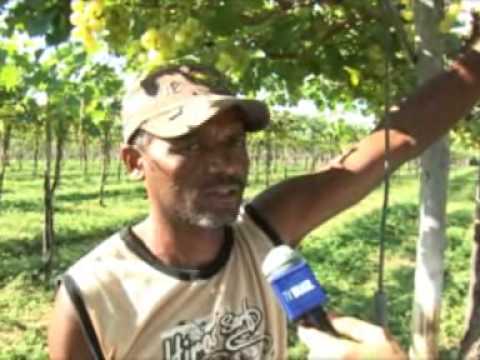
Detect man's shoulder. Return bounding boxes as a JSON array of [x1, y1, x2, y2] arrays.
[[237, 203, 283, 245], [66, 228, 129, 275], [233, 203, 282, 255]]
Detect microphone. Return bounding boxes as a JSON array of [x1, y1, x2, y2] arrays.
[[262, 245, 341, 336]]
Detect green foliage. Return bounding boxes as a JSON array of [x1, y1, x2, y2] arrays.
[[1, 0, 433, 113], [2, 1, 473, 121], [453, 103, 480, 153], [3, 0, 72, 45], [0, 274, 50, 360], [0, 63, 23, 91]]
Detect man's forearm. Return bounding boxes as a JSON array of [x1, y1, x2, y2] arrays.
[[325, 49, 480, 224], [386, 49, 480, 162]]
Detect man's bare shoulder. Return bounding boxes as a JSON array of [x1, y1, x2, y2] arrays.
[[48, 230, 128, 359], [48, 285, 92, 360], [69, 230, 127, 270]]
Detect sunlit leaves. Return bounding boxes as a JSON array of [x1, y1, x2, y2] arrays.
[[0, 64, 23, 91], [343, 66, 360, 87]]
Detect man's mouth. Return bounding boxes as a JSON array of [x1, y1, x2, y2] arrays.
[[203, 184, 242, 205], [204, 184, 240, 196]]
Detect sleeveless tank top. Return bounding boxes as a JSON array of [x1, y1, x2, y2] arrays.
[[66, 205, 288, 359]]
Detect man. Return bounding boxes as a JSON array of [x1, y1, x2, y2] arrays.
[[49, 43, 480, 359]]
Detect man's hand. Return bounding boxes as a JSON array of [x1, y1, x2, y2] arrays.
[[298, 316, 407, 360]]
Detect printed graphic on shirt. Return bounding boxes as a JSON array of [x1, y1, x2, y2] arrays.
[[162, 299, 273, 359]]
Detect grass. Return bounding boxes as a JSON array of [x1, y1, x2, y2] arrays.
[[0, 159, 475, 359]]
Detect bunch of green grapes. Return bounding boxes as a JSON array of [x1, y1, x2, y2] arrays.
[[139, 18, 202, 68], [398, 0, 413, 22], [439, 2, 462, 34], [70, 0, 106, 52], [140, 28, 176, 67]]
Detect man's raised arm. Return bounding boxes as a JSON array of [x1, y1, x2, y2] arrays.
[[251, 48, 480, 247]]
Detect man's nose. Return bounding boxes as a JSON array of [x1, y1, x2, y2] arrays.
[[207, 149, 245, 175]]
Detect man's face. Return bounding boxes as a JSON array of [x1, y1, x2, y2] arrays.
[[140, 107, 249, 228]]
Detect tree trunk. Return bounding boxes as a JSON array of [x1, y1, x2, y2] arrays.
[[42, 116, 54, 279], [264, 131, 272, 187], [283, 146, 289, 180], [116, 157, 123, 182], [459, 163, 480, 359], [99, 129, 111, 206], [309, 153, 320, 173], [78, 99, 89, 179], [0, 121, 12, 203], [17, 146, 23, 171], [254, 144, 261, 184], [32, 124, 40, 177], [52, 129, 67, 192], [409, 157, 421, 178], [410, 2, 448, 359], [273, 145, 280, 180], [81, 134, 89, 179]]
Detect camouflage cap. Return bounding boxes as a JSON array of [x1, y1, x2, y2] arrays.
[[121, 65, 270, 143]]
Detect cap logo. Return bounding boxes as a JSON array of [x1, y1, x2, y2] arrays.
[[168, 106, 183, 121], [154, 78, 184, 97], [169, 81, 182, 94]]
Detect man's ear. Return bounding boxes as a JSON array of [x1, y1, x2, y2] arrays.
[[121, 145, 145, 181]]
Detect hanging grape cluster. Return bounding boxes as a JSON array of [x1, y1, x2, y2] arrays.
[[138, 19, 202, 69], [139, 28, 175, 67], [70, 0, 106, 52]]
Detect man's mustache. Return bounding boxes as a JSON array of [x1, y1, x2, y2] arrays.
[[203, 175, 246, 190]]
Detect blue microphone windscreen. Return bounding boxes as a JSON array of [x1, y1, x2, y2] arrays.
[[262, 246, 327, 321]]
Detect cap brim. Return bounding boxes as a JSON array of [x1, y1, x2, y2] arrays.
[[140, 95, 270, 139]]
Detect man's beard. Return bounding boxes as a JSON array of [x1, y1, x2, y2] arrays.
[[172, 176, 246, 228], [180, 205, 241, 228]]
